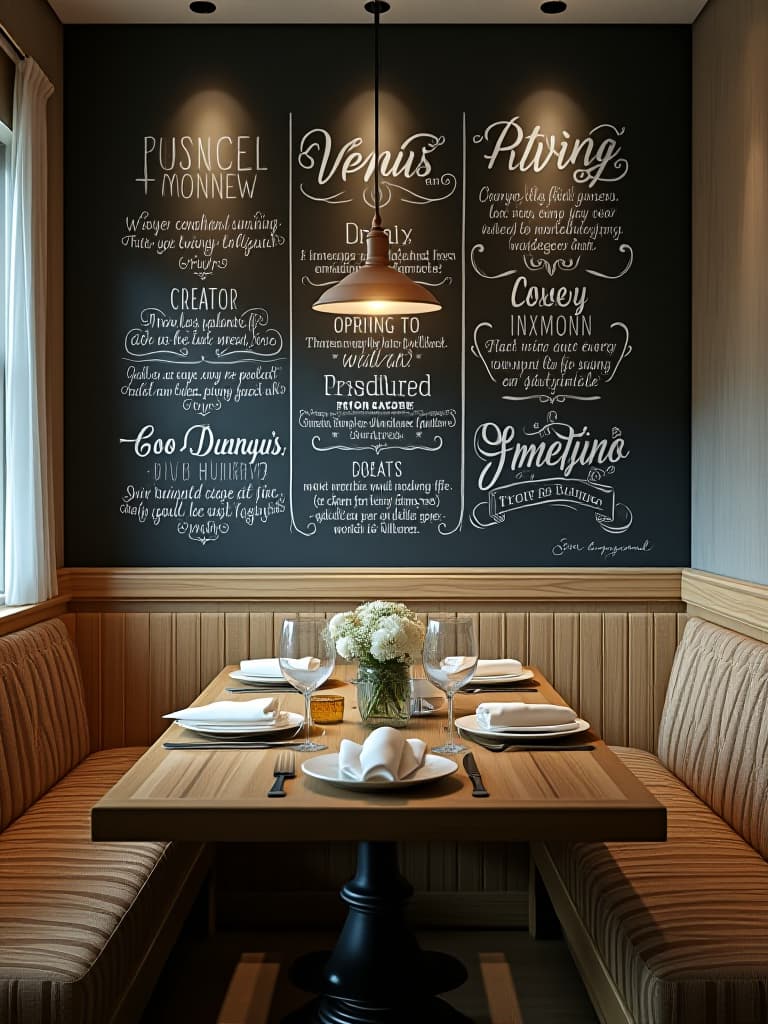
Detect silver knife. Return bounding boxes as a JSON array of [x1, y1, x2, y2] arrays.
[[163, 740, 304, 750], [463, 751, 490, 798]]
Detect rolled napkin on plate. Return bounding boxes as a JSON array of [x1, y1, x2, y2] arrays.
[[441, 657, 523, 677], [240, 657, 320, 678], [476, 702, 576, 730], [475, 658, 523, 677], [339, 726, 427, 782], [163, 696, 281, 723]]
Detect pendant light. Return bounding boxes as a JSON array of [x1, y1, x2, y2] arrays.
[[312, 1, 442, 315]]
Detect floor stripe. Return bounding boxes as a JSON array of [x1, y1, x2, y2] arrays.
[[216, 952, 280, 1024], [480, 952, 525, 1024]]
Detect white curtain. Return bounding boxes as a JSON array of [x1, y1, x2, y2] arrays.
[[4, 58, 56, 605]]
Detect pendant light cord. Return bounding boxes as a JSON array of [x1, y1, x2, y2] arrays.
[[373, 2, 381, 228]]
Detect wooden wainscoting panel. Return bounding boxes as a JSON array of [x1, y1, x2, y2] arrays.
[[200, 613, 225, 689], [124, 612, 151, 746], [400, 840, 431, 892], [101, 613, 126, 750], [224, 612, 251, 666], [479, 612, 504, 660], [149, 613, 175, 750], [528, 613, 554, 682], [627, 614, 653, 751], [60, 612, 77, 643], [578, 614, 604, 740], [677, 612, 689, 643], [652, 613, 679, 751], [175, 613, 201, 714], [76, 612, 102, 750], [71, 606, 681, 750], [553, 612, 579, 711], [249, 612, 274, 659], [505, 613, 529, 664], [61, 566, 682, 602], [602, 613, 629, 748]]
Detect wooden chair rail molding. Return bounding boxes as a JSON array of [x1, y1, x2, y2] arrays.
[[57, 566, 684, 603], [682, 568, 768, 643]]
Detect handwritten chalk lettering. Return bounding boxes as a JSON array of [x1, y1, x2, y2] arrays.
[[298, 129, 443, 184], [120, 424, 287, 464], [169, 287, 238, 310], [510, 276, 588, 316], [352, 461, 403, 479], [346, 222, 412, 246], [477, 118, 628, 187], [474, 420, 628, 492], [136, 135, 267, 198], [511, 314, 592, 339], [324, 374, 432, 398]]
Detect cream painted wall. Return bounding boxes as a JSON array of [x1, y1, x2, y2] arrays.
[[0, 0, 64, 566], [692, 0, 768, 584]]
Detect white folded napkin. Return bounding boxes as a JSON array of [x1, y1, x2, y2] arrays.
[[240, 657, 319, 678], [474, 658, 523, 677], [476, 702, 576, 730], [164, 697, 281, 723], [440, 657, 522, 678], [339, 727, 427, 782]]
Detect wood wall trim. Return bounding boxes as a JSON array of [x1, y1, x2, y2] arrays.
[[682, 568, 768, 643], [59, 567, 683, 603], [0, 596, 70, 637]]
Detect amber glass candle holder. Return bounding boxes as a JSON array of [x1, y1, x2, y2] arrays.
[[310, 693, 345, 724]]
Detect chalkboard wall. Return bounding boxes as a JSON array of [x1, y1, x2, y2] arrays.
[[64, 25, 690, 567]]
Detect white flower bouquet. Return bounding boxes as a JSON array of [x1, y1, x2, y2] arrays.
[[329, 601, 425, 666], [329, 601, 425, 726]]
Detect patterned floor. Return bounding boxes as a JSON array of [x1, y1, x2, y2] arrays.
[[141, 925, 598, 1023]]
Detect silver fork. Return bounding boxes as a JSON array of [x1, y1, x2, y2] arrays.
[[267, 750, 296, 798]]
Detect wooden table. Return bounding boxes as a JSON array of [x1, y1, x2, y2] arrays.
[[92, 666, 666, 1023]]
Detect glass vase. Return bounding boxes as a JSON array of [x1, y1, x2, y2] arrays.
[[355, 660, 412, 728]]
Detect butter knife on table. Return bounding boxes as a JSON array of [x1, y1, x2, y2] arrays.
[[463, 752, 490, 798]]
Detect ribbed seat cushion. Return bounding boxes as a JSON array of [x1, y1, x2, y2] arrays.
[[0, 620, 89, 832], [0, 748, 203, 1024], [658, 617, 768, 860], [547, 747, 768, 1024]]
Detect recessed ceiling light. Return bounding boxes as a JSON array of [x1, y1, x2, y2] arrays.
[[541, 1, 568, 12], [190, 1, 216, 12]]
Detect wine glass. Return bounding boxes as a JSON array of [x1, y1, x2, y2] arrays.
[[422, 615, 478, 754], [279, 617, 335, 752]]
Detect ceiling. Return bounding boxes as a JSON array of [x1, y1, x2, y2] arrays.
[[48, 0, 709, 26]]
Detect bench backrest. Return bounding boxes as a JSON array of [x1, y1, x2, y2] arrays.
[[658, 616, 768, 859], [0, 618, 89, 831]]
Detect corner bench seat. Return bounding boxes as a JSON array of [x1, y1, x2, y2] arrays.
[[0, 619, 208, 1024], [535, 617, 768, 1024]]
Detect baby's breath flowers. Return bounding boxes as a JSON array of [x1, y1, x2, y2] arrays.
[[329, 602, 425, 724], [328, 601, 425, 667]]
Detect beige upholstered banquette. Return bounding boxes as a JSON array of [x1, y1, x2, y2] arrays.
[[534, 617, 768, 1024], [0, 619, 209, 1024]]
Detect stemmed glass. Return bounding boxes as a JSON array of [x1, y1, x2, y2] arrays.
[[422, 615, 478, 754], [279, 617, 335, 752]]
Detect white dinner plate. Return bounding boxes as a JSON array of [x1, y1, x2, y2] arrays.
[[468, 669, 536, 685], [455, 714, 590, 740], [301, 753, 458, 791], [228, 670, 292, 685], [177, 711, 304, 738]]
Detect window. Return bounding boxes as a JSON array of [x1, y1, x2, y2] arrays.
[[0, 118, 9, 598]]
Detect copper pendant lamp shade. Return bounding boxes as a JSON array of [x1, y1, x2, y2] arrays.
[[312, 1, 442, 316]]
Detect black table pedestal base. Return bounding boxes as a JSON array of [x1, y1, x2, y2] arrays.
[[283, 841, 471, 1024]]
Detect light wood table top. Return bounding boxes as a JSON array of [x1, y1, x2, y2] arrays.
[[91, 666, 666, 844]]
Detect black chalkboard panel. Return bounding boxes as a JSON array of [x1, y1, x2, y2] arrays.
[[64, 25, 690, 566]]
